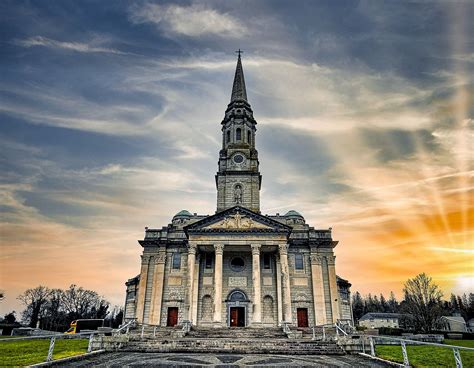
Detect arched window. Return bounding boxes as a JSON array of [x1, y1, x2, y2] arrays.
[[247, 130, 251, 144], [236, 128, 241, 141], [226, 130, 231, 143], [229, 290, 247, 302]]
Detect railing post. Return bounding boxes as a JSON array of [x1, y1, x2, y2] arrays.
[[141, 325, 145, 338], [453, 348, 463, 368], [153, 326, 156, 338], [362, 337, 365, 354], [369, 337, 375, 357], [401, 341, 409, 367], [46, 336, 56, 362], [322, 326, 326, 341], [87, 334, 94, 353]]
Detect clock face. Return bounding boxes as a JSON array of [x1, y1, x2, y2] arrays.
[[233, 154, 245, 164]]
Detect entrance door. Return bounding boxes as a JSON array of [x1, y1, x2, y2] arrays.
[[230, 307, 245, 327], [297, 308, 308, 327], [167, 307, 178, 327]]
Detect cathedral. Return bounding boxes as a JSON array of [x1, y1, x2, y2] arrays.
[[124, 54, 353, 329]]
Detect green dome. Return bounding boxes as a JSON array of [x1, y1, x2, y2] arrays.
[[284, 210, 304, 218], [173, 210, 192, 218]]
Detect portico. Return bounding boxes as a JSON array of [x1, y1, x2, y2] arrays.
[[184, 209, 294, 328]]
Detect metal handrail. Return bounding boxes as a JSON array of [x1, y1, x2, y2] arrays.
[[353, 334, 474, 368]]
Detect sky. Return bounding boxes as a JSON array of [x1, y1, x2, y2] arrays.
[[0, 0, 473, 316]]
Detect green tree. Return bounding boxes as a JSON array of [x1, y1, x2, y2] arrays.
[[402, 273, 444, 333]]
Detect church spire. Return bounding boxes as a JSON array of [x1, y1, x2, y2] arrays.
[[230, 50, 247, 102]]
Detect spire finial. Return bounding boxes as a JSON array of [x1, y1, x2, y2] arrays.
[[230, 50, 247, 102]]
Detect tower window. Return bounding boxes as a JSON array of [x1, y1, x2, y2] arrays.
[[226, 130, 231, 143], [295, 253, 304, 270], [172, 253, 181, 269], [247, 130, 251, 144], [236, 128, 241, 141]]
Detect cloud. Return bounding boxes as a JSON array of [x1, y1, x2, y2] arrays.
[[129, 3, 247, 38], [14, 36, 131, 55]]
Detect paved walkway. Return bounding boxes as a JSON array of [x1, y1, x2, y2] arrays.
[[67, 352, 391, 367]]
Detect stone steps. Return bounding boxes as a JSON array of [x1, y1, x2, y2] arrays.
[[121, 338, 345, 355], [187, 327, 287, 339]]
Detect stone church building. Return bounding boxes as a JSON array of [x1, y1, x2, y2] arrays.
[[124, 54, 353, 329]]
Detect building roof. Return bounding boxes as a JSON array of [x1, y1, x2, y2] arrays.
[[173, 210, 193, 218], [230, 52, 247, 102], [441, 316, 466, 324], [284, 210, 304, 217], [359, 313, 402, 321]]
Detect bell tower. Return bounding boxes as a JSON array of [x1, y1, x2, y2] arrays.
[[216, 51, 261, 213]]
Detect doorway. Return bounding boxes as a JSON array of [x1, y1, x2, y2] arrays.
[[230, 307, 245, 327], [167, 307, 178, 327], [297, 308, 308, 328]]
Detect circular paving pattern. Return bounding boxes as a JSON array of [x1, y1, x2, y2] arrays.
[[67, 352, 392, 367]]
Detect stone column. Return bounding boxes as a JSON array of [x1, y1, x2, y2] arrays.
[[149, 249, 167, 325], [213, 243, 224, 326], [136, 255, 150, 323], [310, 254, 327, 325], [275, 253, 283, 326], [251, 244, 262, 325], [327, 255, 340, 322], [191, 254, 201, 325], [278, 243, 292, 323], [186, 243, 197, 322]]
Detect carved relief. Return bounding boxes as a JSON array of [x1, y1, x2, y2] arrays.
[[204, 212, 271, 230]]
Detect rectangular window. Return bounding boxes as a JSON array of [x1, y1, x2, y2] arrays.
[[295, 253, 304, 270], [205, 253, 213, 269], [263, 253, 271, 269], [172, 253, 181, 269]]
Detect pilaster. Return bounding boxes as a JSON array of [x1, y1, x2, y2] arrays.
[[310, 253, 327, 325], [186, 243, 197, 322], [149, 249, 167, 325], [213, 243, 224, 326], [135, 254, 150, 323], [278, 243, 292, 324], [251, 244, 262, 325]]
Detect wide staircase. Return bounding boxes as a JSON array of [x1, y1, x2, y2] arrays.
[[119, 325, 345, 355]]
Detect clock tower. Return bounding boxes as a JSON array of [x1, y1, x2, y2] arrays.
[[216, 52, 261, 213]]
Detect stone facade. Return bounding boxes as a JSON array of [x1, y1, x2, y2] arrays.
[[124, 54, 353, 328]]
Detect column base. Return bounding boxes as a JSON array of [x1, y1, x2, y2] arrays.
[[212, 321, 224, 328]]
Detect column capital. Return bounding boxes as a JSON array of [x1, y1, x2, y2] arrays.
[[141, 254, 151, 264], [310, 254, 323, 265], [327, 255, 336, 265], [188, 243, 197, 254], [251, 244, 261, 255], [214, 243, 224, 255], [154, 252, 167, 264], [278, 243, 289, 255]]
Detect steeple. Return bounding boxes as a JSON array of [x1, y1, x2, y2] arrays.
[[231, 51, 247, 102], [215, 52, 261, 213]]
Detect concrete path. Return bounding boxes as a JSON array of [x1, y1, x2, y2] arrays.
[[66, 352, 391, 367]]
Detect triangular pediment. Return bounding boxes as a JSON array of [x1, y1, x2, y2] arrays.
[[184, 206, 291, 234]]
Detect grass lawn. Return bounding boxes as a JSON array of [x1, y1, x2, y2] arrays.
[[0, 338, 88, 366], [375, 340, 474, 368]]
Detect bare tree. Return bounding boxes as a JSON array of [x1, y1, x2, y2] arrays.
[[402, 273, 444, 333], [17, 286, 52, 327], [61, 284, 109, 320]]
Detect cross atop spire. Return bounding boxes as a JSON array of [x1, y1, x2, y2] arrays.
[[230, 50, 247, 102]]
